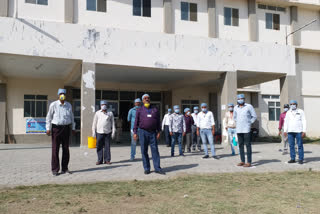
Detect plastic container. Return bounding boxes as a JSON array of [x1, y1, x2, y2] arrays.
[[88, 137, 96, 149]]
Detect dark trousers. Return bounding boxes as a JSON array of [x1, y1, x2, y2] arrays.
[[51, 124, 70, 173], [164, 125, 171, 146], [237, 133, 252, 163], [138, 129, 161, 172], [96, 133, 111, 163], [191, 125, 201, 150], [182, 132, 192, 152]]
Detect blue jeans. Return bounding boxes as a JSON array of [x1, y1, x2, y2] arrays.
[[171, 132, 183, 156], [288, 132, 304, 161], [130, 130, 137, 159], [164, 125, 171, 146], [138, 129, 161, 172], [200, 129, 215, 156], [228, 128, 238, 154]]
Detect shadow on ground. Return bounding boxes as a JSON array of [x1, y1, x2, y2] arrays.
[[72, 164, 132, 173], [163, 164, 199, 173]]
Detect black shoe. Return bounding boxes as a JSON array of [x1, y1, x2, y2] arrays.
[[155, 170, 166, 175], [298, 160, 303, 164], [202, 155, 209, 159], [52, 172, 59, 176], [187, 149, 191, 153], [212, 156, 219, 160], [288, 160, 296, 164], [171, 154, 174, 157], [61, 170, 72, 174], [144, 170, 151, 175], [179, 154, 185, 156]]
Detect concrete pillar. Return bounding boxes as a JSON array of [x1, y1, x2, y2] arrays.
[[163, 0, 173, 34], [248, 0, 258, 41], [0, 0, 8, 17], [220, 72, 237, 141], [80, 62, 96, 147], [280, 75, 302, 110], [0, 84, 6, 144], [208, 0, 217, 38], [65, 0, 74, 23], [290, 6, 300, 46]]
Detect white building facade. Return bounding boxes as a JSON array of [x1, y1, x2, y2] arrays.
[[0, 0, 319, 145]]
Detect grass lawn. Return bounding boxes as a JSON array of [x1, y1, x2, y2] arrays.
[[1, 171, 320, 214]]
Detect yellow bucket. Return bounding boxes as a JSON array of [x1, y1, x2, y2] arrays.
[[88, 137, 96, 149]]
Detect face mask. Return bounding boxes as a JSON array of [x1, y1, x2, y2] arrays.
[[202, 108, 207, 113], [134, 106, 140, 109], [59, 94, 66, 101], [186, 112, 191, 116], [174, 109, 180, 113], [228, 107, 234, 112], [144, 103, 150, 108], [101, 105, 107, 110], [290, 105, 297, 110], [237, 99, 244, 105], [284, 108, 289, 112]]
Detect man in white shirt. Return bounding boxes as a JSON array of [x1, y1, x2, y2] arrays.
[[92, 100, 116, 165], [162, 108, 172, 147], [223, 103, 238, 155], [46, 88, 76, 176], [196, 103, 218, 159], [191, 106, 201, 151], [284, 100, 307, 164]]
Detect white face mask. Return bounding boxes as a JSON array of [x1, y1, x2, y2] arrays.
[[290, 105, 297, 110], [186, 112, 191, 116], [284, 108, 289, 112], [194, 110, 198, 114], [101, 105, 107, 110]]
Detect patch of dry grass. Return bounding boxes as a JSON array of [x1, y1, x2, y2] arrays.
[[1, 171, 320, 214]]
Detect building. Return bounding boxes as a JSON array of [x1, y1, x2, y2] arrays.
[[0, 0, 319, 146]]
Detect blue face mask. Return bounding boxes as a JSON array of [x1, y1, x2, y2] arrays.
[[174, 109, 180, 114], [194, 110, 198, 114], [228, 107, 234, 112], [284, 108, 289, 112], [202, 108, 207, 113], [135, 106, 140, 109], [186, 112, 191, 116], [290, 105, 297, 110], [237, 99, 244, 105]]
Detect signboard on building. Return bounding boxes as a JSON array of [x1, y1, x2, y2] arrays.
[[26, 118, 46, 134]]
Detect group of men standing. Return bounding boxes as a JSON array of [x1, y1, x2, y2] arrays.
[[45, 88, 307, 176]]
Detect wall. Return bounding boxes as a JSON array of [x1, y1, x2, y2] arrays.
[[216, 0, 249, 41], [172, 86, 209, 108], [299, 8, 320, 49], [173, 0, 208, 37], [76, 0, 163, 33], [6, 78, 64, 135], [257, 4, 290, 45]]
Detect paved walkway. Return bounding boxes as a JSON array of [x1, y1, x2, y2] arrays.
[[0, 143, 319, 188]]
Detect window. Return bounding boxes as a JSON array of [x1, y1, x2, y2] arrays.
[[181, 2, 197, 22], [87, 0, 107, 12], [181, 100, 199, 112], [133, 0, 151, 17], [24, 95, 48, 117], [25, 0, 48, 5], [268, 101, 280, 121], [120, 91, 135, 101], [258, 4, 286, 12], [266, 13, 280, 30], [224, 7, 239, 26]]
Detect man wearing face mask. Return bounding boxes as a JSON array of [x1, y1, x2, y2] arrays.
[[224, 103, 238, 155], [196, 103, 218, 159], [162, 108, 172, 147], [127, 98, 142, 160], [191, 106, 201, 151], [183, 108, 194, 153], [46, 89, 76, 176], [233, 94, 257, 167], [169, 105, 186, 156], [284, 100, 306, 164], [92, 100, 116, 165], [278, 104, 289, 155], [133, 94, 165, 175]]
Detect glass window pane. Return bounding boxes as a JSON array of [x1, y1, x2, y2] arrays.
[[133, 0, 142, 16], [95, 100, 100, 111], [232, 8, 239, 26], [273, 14, 280, 30], [191, 100, 199, 104], [120, 91, 135, 101], [269, 108, 275, 121], [262, 95, 271, 99], [268, 102, 275, 107], [87, 0, 96, 11], [42, 101, 47, 117], [74, 100, 81, 117], [37, 0, 48, 5], [271, 95, 280, 99], [24, 101, 31, 117], [258, 4, 266, 9], [95, 90, 102, 99], [97, 0, 106, 12], [36, 101, 42, 117], [31, 101, 36, 117], [142, 0, 151, 17], [190, 3, 197, 22], [276, 102, 280, 107], [24, 95, 35, 99], [148, 92, 161, 102], [26, 0, 37, 4], [276, 108, 281, 121], [224, 7, 232, 26], [181, 100, 190, 104], [277, 7, 286, 12], [266, 13, 273, 29], [137, 92, 145, 99], [181, 2, 189, 21], [268, 5, 277, 11], [107, 102, 118, 117], [102, 90, 118, 100], [73, 89, 81, 99], [36, 95, 47, 100], [75, 118, 80, 130]]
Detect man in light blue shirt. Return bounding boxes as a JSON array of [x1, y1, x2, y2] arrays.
[[127, 98, 141, 160], [233, 94, 257, 167], [46, 89, 76, 176]]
